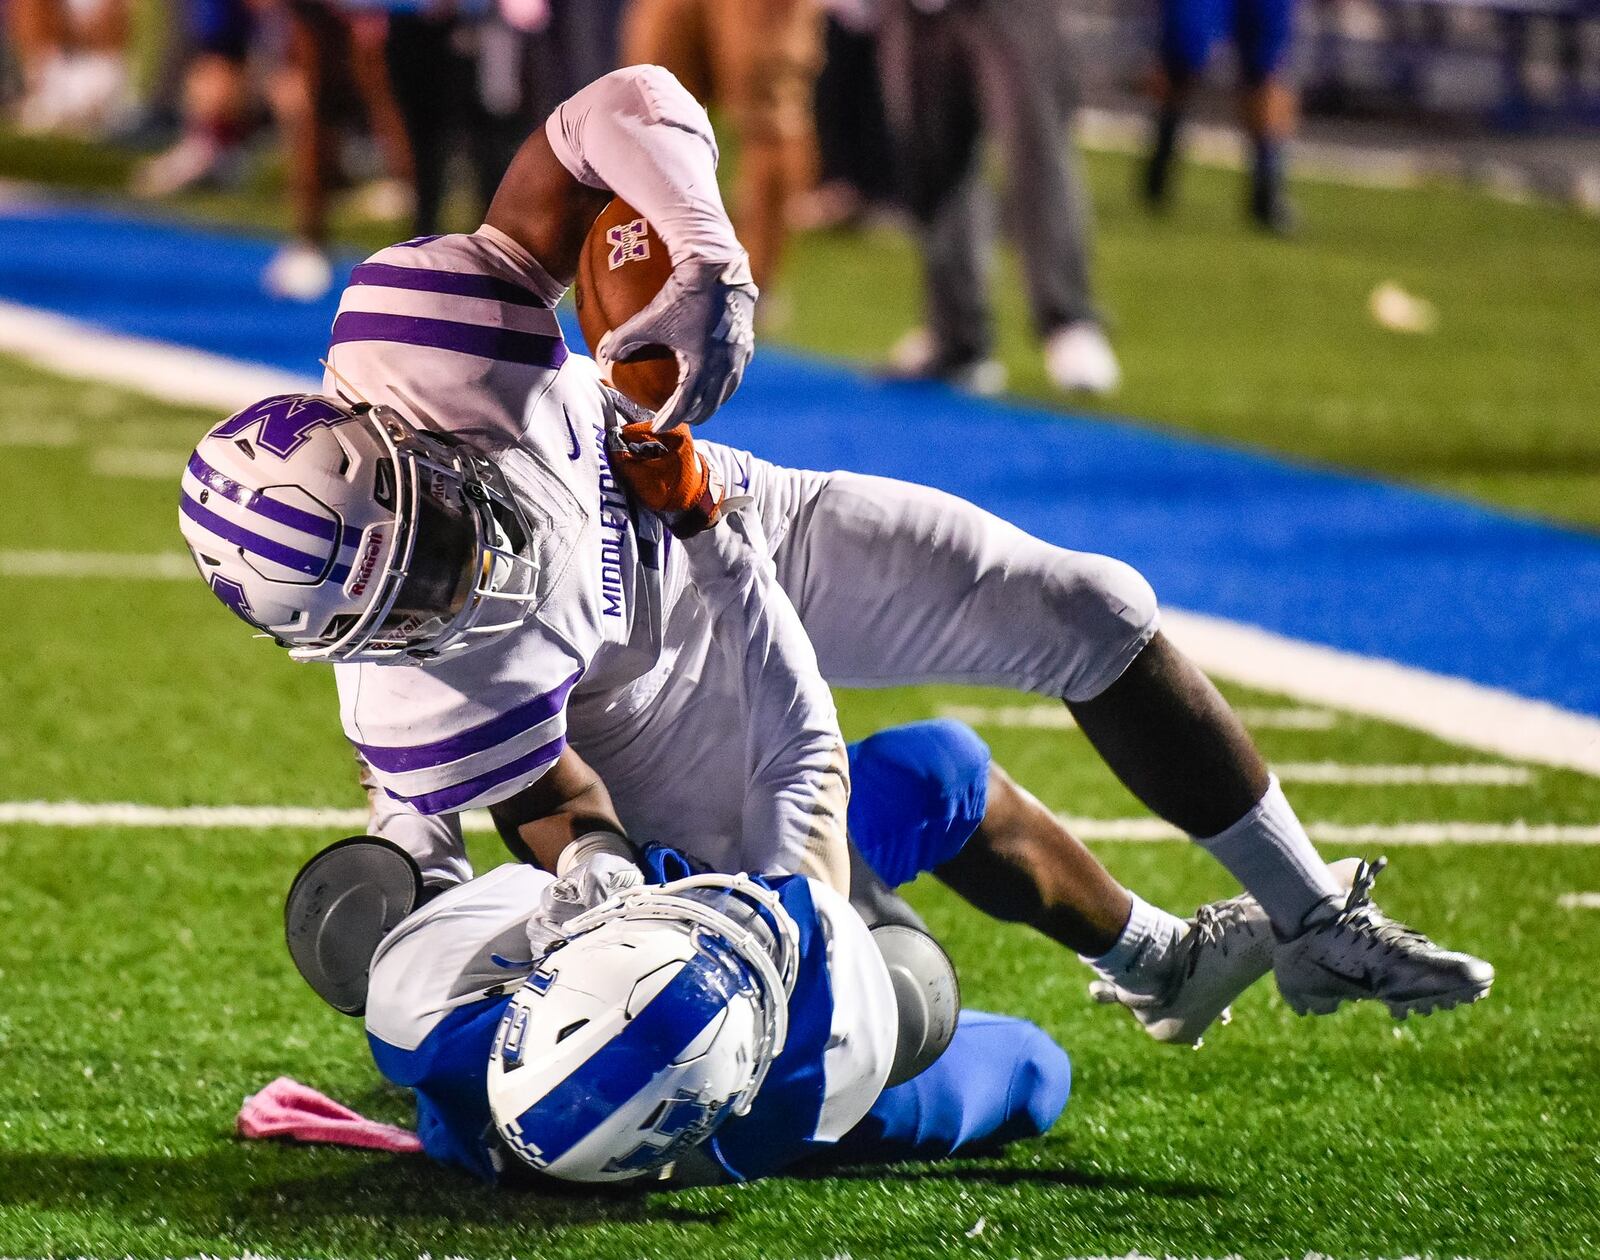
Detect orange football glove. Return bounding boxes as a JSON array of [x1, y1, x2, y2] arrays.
[[608, 420, 725, 538]]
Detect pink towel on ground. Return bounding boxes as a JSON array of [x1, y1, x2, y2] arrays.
[[237, 1075, 424, 1155]]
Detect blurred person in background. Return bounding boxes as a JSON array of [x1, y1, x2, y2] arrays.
[[793, 0, 898, 232], [878, 0, 1118, 397], [350, 0, 534, 238], [1142, 0, 1299, 234], [6, 0, 131, 134], [622, 0, 824, 321], [264, 0, 414, 300], [132, 0, 255, 196]]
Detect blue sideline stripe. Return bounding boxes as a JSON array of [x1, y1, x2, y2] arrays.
[[3, 204, 1597, 716]]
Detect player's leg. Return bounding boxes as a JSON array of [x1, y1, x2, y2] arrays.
[[878, 1, 1002, 390], [1144, 0, 1215, 208], [830, 1010, 1071, 1163], [849, 718, 1277, 1044], [770, 469, 1493, 1021], [1236, 0, 1299, 234]]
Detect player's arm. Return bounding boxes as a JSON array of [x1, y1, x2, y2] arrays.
[[487, 745, 645, 935], [488, 744, 628, 873], [484, 65, 756, 429], [684, 511, 852, 893]]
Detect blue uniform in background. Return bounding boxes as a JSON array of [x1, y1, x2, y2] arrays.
[[365, 720, 1071, 1183], [1161, 0, 1296, 84]]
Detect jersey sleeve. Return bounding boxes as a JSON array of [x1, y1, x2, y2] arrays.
[[337, 639, 585, 815], [680, 510, 851, 888]]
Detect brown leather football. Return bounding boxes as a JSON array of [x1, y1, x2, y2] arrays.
[[574, 198, 679, 411]]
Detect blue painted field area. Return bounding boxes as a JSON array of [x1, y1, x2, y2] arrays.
[[3, 203, 1597, 716]]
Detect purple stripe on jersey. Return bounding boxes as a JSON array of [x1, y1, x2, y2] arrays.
[[350, 262, 553, 309], [180, 490, 351, 583], [385, 734, 567, 814], [356, 669, 581, 774], [329, 311, 568, 369], [187, 452, 362, 549]]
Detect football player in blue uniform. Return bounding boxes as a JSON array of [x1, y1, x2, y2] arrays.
[[334, 719, 1075, 1184]]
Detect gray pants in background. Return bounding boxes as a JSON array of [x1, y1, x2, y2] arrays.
[[879, 0, 1099, 361]]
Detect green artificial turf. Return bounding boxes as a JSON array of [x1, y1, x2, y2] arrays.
[[1, 358, 1598, 1258]]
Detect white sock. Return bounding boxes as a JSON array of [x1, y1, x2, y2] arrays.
[[1083, 893, 1187, 996], [1195, 775, 1343, 935]]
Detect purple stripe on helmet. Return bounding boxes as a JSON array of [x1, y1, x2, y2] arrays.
[[329, 312, 568, 369], [356, 669, 581, 774], [350, 262, 553, 309], [180, 490, 351, 583], [187, 452, 362, 549], [384, 734, 567, 814]]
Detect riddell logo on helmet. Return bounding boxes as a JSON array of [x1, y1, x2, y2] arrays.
[[347, 529, 385, 596]]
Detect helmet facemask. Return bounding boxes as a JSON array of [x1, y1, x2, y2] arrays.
[[290, 404, 541, 664]]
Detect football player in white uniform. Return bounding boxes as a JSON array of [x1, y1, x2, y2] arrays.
[[180, 65, 1491, 1044]]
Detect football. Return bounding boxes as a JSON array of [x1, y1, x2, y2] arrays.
[[574, 197, 678, 410]]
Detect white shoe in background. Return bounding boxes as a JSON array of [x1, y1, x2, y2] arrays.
[[887, 327, 1007, 397], [263, 241, 334, 303], [1044, 320, 1121, 396]]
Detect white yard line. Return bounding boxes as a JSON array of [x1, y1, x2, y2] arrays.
[[1556, 892, 1600, 909], [1160, 610, 1600, 779], [939, 703, 1340, 731], [0, 550, 194, 579], [1272, 762, 1533, 786], [1061, 816, 1600, 845], [2, 800, 1597, 845], [0, 298, 315, 411], [88, 446, 190, 479], [4, 300, 1600, 778], [0, 418, 79, 447]]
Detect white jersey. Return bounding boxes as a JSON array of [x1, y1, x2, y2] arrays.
[[324, 229, 847, 881], [365, 862, 896, 1182]]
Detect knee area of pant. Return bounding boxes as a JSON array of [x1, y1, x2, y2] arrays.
[[848, 720, 992, 888], [1043, 553, 1158, 653]]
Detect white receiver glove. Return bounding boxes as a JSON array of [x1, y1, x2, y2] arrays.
[[525, 831, 645, 956], [597, 257, 758, 431]]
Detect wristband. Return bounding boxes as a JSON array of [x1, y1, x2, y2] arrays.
[[555, 829, 635, 878]]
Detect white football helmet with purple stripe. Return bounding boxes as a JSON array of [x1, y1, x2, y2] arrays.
[[179, 393, 539, 663]]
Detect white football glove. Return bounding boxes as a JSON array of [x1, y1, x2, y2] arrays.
[[525, 831, 645, 956], [597, 257, 758, 431]]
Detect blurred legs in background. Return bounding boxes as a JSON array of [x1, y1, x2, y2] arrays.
[[623, 0, 824, 319], [878, 0, 1117, 397], [132, 0, 254, 197], [1144, 0, 1299, 235], [793, 5, 897, 232], [7, 0, 131, 135], [265, 0, 415, 300], [387, 8, 531, 238]]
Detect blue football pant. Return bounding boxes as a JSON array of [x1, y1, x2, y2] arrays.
[[831, 1011, 1072, 1162]]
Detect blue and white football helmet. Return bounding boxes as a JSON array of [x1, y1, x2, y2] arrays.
[[178, 393, 539, 663], [487, 874, 800, 1183]]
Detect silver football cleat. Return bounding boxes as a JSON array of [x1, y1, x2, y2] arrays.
[[1090, 892, 1276, 1046], [1273, 857, 1494, 1019]]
